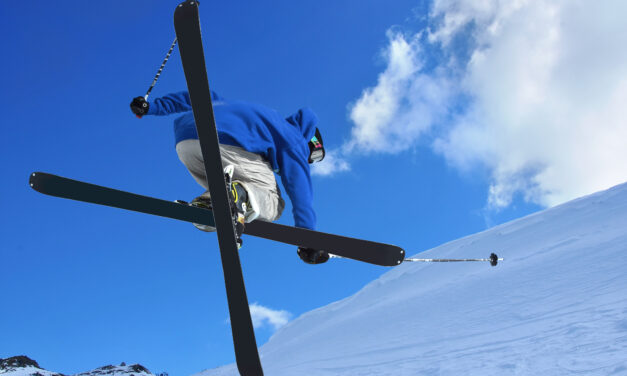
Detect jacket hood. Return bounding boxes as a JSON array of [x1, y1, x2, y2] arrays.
[[285, 107, 319, 141]]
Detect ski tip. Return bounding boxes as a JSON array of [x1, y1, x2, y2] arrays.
[[29, 171, 42, 189], [174, 0, 200, 27], [29, 171, 60, 194], [395, 248, 406, 265], [176, 0, 199, 9]]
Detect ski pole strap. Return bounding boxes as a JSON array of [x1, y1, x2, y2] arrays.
[[144, 38, 178, 100]]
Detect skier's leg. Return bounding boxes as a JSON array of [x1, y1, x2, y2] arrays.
[[176, 140, 284, 228], [219, 144, 285, 223], [176, 139, 216, 231], [176, 139, 211, 190]]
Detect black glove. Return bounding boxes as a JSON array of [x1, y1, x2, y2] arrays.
[[297, 247, 329, 265], [130, 96, 149, 118]]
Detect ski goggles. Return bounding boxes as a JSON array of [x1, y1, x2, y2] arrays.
[[308, 128, 325, 163]]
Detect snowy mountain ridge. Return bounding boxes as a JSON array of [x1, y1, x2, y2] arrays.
[[199, 181, 627, 375], [0, 356, 153, 376]]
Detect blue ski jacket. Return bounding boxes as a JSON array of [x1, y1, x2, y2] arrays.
[[146, 91, 317, 230]]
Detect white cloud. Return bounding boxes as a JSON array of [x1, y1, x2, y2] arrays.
[[249, 303, 291, 331], [347, 32, 454, 154], [346, 0, 627, 209], [311, 149, 351, 176]]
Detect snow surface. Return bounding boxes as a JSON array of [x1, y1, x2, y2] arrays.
[[73, 364, 153, 376], [0, 364, 153, 376], [198, 182, 627, 375], [0, 366, 61, 376]]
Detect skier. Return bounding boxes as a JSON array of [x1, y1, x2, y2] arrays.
[[130, 92, 330, 264]]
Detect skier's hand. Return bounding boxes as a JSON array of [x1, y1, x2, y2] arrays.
[[297, 247, 329, 265], [130, 96, 149, 118]]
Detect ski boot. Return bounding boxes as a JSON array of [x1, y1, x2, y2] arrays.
[[185, 165, 258, 249], [224, 165, 246, 248], [297, 247, 330, 264], [188, 194, 215, 232]]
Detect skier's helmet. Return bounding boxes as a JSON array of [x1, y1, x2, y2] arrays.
[[308, 128, 325, 163]]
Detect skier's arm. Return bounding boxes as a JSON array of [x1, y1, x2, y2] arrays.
[[133, 90, 223, 116], [277, 146, 316, 230], [146, 91, 192, 115]]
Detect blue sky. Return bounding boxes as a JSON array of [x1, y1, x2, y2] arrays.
[[3, 1, 626, 375]]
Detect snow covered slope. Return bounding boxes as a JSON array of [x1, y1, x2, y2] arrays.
[[199, 182, 627, 375]]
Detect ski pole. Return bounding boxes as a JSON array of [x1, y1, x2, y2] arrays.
[[404, 252, 502, 266], [330, 252, 503, 266], [144, 38, 178, 101]]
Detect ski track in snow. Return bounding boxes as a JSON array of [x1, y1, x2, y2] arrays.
[[198, 183, 627, 375]]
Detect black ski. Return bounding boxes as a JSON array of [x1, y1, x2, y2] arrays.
[[245, 219, 405, 266], [173, 1, 262, 375], [29, 172, 215, 227], [29, 171, 406, 267]]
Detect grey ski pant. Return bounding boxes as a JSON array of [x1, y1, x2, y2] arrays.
[[175, 139, 285, 222]]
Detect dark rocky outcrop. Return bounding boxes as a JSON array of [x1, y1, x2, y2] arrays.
[[0, 356, 41, 370]]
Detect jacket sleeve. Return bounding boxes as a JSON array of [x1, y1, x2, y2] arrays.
[[276, 145, 316, 230], [147, 90, 223, 116]]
